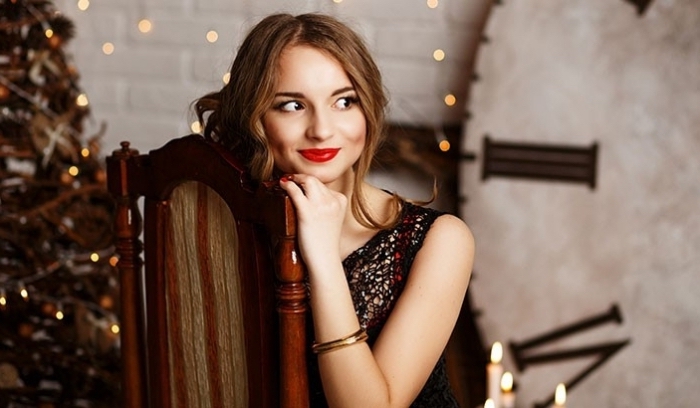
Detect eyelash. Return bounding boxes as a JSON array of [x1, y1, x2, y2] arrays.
[[273, 95, 359, 112], [337, 96, 358, 109], [274, 100, 303, 111]]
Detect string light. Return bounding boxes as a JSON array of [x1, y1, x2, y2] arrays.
[[76, 93, 89, 107], [439, 140, 451, 152], [444, 93, 456, 106], [109, 256, 119, 267], [55, 305, 64, 320], [427, 0, 439, 8], [19, 285, 29, 301], [90, 252, 100, 262], [206, 30, 218, 43], [433, 49, 445, 62], [0, 288, 6, 309], [102, 42, 115, 55], [110, 324, 120, 334], [190, 121, 202, 133], [138, 19, 153, 33], [45, 28, 54, 38], [0, 75, 83, 140], [81, 148, 90, 157], [68, 166, 79, 176], [77, 0, 89, 11], [222, 72, 230, 84]]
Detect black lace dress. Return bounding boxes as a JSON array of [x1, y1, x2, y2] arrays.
[[308, 201, 461, 407]]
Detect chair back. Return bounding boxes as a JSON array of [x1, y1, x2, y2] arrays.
[[106, 135, 309, 408]]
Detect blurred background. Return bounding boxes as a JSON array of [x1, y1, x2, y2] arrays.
[[2, 0, 699, 406]]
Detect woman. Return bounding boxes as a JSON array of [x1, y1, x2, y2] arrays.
[[194, 13, 474, 407]]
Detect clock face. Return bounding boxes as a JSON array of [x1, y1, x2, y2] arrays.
[[460, 0, 700, 406]]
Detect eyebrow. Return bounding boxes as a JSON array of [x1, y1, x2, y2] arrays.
[[274, 86, 356, 98]]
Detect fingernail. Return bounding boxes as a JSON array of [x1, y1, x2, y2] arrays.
[[280, 175, 293, 182]]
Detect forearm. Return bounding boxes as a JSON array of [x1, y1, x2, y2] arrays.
[[308, 264, 397, 408]]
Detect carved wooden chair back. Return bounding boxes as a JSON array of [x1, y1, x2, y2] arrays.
[[106, 135, 309, 408]]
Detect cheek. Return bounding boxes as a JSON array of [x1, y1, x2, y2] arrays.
[[262, 125, 295, 172], [347, 113, 367, 147]]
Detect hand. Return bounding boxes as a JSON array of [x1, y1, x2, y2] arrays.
[[279, 174, 347, 272]]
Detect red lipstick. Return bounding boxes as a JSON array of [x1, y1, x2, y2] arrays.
[[298, 148, 341, 163]]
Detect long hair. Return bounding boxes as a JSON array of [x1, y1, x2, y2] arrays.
[[193, 13, 400, 228]]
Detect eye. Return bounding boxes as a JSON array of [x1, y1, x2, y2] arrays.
[[275, 100, 304, 112], [334, 96, 358, 110]]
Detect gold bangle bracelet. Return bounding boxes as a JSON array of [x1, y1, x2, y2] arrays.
[[312, 328, 368, 354]]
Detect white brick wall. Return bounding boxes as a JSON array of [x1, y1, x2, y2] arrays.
[[55, 0, 490, 155]]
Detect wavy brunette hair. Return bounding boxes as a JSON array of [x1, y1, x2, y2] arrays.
[[194, 13, 400, 228]]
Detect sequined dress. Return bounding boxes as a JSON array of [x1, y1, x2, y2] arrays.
[[308, 201, 461, 407]]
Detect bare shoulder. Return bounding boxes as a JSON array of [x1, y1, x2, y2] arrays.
[[426, 213, 475, 254], [411, 212, 475, 285]]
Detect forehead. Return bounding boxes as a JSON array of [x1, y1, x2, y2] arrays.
[[274, 45, 352, 89]]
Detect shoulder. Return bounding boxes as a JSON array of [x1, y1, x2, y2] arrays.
[[402, 203, 473, 246], [428, 213, 474, 246], [422, 213, 474, 262], [409, 211, 474, 286]]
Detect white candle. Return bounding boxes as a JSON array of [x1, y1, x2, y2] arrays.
[[554, 383, 567, 408], [500, 371, 515, 408], [486, 342, 503, 408]]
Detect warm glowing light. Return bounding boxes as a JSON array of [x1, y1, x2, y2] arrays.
[[444, 93, 457, 106], [56, 310, 64, 320], [500, 371, 513, 392], [0, 293, 6, 307], [76, 93, 89, 106], [490, 341, 503, 364], [206, 30, 219, 43], [90, 252, 100, 262], [222, 72, 230, 84], [138, 19, 153, 33], [68, 166, 79, 176], [109, 256, 119, 267], [333, 0, 343, 3], [427, 0, 439, 8], [81, 148, 90, 157], [433, 49, 445, 61], [45, 28, 54, 38], [77, 0, 89, 11], [191, 121, 202, 133], [555, 383, 566, 406], [484, 399, 495, 408], [111, 324, 120, 334], [439, 139, 451, 152], [20, 288, 28, 300], [102, 42, 114, 55]]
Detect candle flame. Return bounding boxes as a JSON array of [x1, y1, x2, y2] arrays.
[[501, 371, 513, 392], [484, 398, 495, 408], [555, 383, 566, 405], [490, 341, 503, 364]]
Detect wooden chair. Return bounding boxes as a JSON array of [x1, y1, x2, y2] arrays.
[[106, 134, 309, 408]]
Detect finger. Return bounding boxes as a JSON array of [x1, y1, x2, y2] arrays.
[[287, 174, 329, 197], [279, 177, 307, 204]]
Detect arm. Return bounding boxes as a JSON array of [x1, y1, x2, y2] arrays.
[[281, 176, 474, 408]]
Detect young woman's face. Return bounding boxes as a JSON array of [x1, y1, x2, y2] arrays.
[[262, 45, 367, 188]]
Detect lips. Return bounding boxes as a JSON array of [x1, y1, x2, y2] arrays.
[[298, 148, 341, 163]]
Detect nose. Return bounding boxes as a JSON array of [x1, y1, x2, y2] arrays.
[[305, 109, 334, 141]]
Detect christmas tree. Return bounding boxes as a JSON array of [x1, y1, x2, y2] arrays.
[[0, 0, 121, 406]]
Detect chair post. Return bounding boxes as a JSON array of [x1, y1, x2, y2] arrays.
[[276, 233, 310, 408], [106, 142, 147, 408]]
